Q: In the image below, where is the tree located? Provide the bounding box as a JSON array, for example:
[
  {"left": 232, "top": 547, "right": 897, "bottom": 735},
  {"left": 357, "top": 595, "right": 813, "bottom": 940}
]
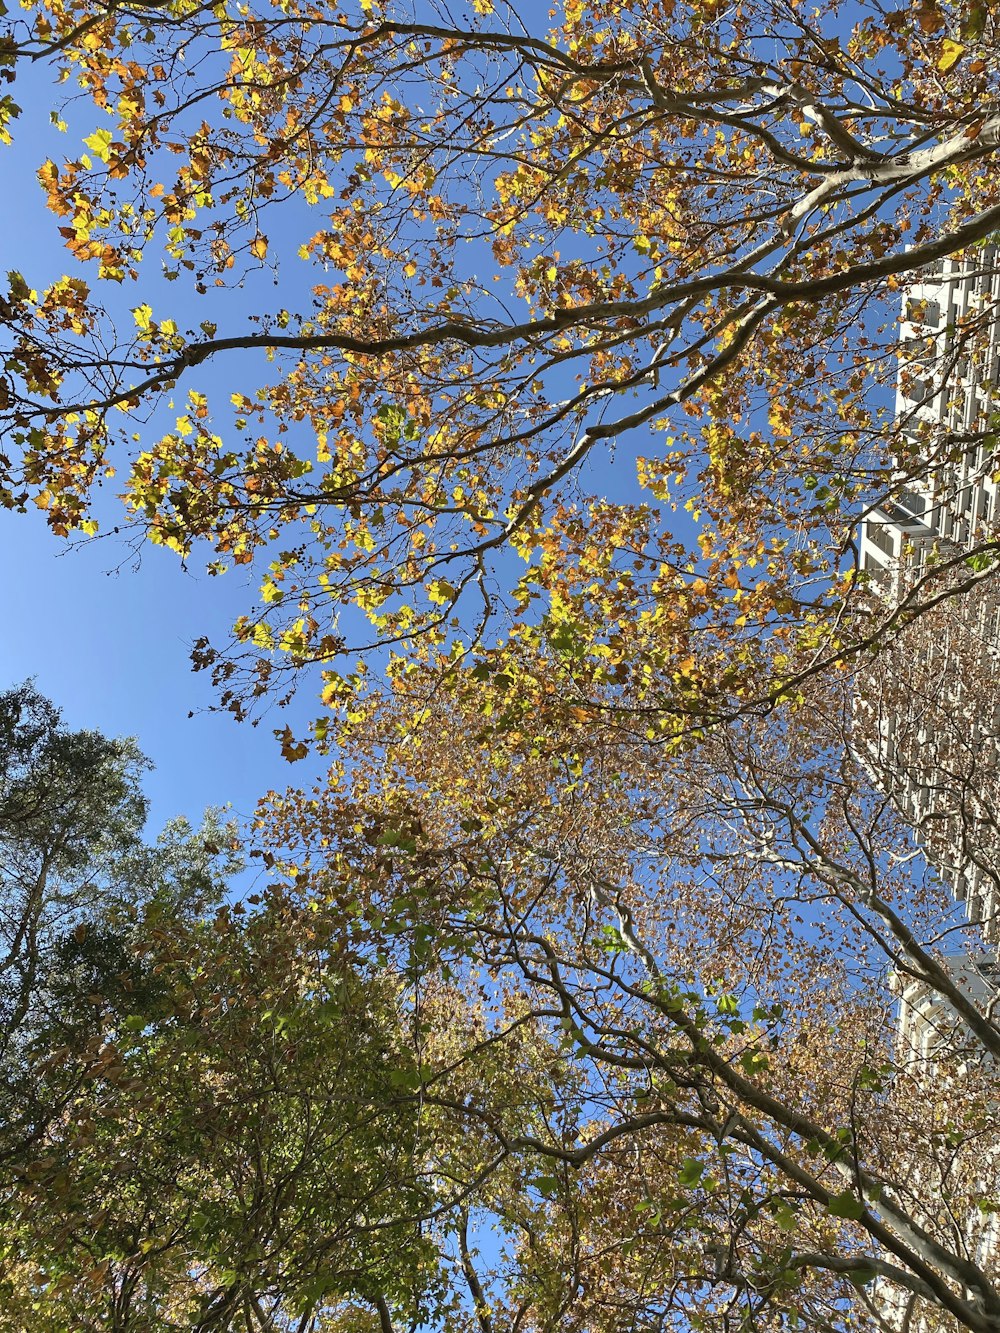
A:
[
  {"left": 248, "top": 650, "right": 1000, "bottom": 1333},
  {"left": 1, "top": 686, "right": 688, "bottom": 1333},
  {"left": 4, "top": 2, "right": 1000, "bottom": 1330},
  {"left": 0, "top": 688, "right": 451, "bottom": 1331},
  {"left": 5, "top": 898, "right": 454, "bottom": 1331},
  {"left": 0, "top": 681, "right": 224, "bottom": 1172},
  {"left": 0, "top": 0, "right": 998, "bottom": 734},
  {"left": 10, "top": 672, "right": 1000, "bottom": 1333}
]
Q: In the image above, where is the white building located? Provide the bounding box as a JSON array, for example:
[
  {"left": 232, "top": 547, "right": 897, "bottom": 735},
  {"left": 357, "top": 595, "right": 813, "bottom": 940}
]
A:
[
  {"left": 855, "top": 251, "right": 1000, "bottom": 938},
  {"left": 855, "top": 254, "right": 1000, "bottom": 1330},
  {"left": 860, "top": 248, "right": 1000, "bottom": 585}
]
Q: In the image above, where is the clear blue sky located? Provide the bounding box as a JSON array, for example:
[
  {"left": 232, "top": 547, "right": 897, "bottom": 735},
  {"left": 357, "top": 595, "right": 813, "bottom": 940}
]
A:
[
  {"left": 1, "top": 70, "right": 329, "bottom": 836},
  {"left": 0, "top": 507, "right": 328, "bottom": 832}
]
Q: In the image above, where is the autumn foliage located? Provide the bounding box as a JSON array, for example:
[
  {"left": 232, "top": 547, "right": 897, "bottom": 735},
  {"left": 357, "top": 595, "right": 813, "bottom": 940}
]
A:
[
  {"left": 3, "top": 0, "right": 1000, "bottom": 1329},
  {"left": 0, "top": 0, "right": 995, "bottom": 726}
]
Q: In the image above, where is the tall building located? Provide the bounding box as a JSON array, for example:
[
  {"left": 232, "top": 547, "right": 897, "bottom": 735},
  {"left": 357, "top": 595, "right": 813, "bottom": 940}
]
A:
[
  {"left": 856, "top": 250, "right": 1000, "bottom": 938},
  {"left": 860, "top": 249, "right": 1000, "bottom": 584},
  {"left": 855, "top": 254, "right": 1000, "bottom": 1331}
]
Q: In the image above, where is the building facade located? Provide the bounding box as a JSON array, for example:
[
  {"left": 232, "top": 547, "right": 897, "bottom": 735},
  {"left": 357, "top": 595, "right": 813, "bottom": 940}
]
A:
[
  {"left": 856, "top": 251, "right": 1000, "bottom": 939},
  {"left": 854, "top": 253, "right": 1000, "bottom": 1331}
]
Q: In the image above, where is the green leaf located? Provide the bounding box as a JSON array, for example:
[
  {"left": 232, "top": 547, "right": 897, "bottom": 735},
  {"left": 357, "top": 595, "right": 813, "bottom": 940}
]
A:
[
  {"left": 847, "top": 1264, "right": 878, "bottom": 1288},
  {"left": 773, "top": 1203, "right": 799, "bottom": 1232},
  {"left": 678, "top": 1157, "right": 704, "bottom": 1188},
  {"left": 7, "top": 270, "right": 30, "bottom": 301},
  {"left": 739, "top": 1048, "right": 769, "bottom": 1074},
  {"left": 827, "top": 1190, "right": 865, "bottom": 1220}
]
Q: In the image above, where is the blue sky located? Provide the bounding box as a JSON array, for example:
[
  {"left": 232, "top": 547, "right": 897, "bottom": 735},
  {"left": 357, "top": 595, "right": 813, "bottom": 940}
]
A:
[
  {"left": 1, "top": 70, "right": 330, "bottom": 837},
  {"left": 0, "top": 506, "right": 329, "bottom": 832}
]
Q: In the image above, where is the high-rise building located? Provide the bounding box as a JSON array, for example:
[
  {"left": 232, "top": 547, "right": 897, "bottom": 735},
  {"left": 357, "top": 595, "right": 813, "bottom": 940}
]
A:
[
  {"left": 855, "top": 251, "right": 1000, "bottom": 937},
  {"left": 854, "top": 254, "right": 1000, "bottom": 1330},
  {"left": 860, "top": 249, "right": 1000, "bottom": 584}
]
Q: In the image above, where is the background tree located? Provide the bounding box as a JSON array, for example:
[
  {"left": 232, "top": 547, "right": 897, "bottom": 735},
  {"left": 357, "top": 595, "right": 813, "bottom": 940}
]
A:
[
  {"left": 0, "top": 689, "right": 443, "bottom": 1332},
  {"left": 248, "top": 651, "right": 1000, "bottom": 1333},
  {"left": 0, "top": 682, "right": 232, "bottom": 1174}
]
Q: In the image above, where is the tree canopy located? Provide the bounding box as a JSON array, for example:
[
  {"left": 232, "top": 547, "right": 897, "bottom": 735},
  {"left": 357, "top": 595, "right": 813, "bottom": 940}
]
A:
[
  {"left": 1, "top": 0, "right": 998, "bottom": 733},
  {"left": 0, "top": 686, "right": 448, "bottom": 1329},
  {"left": 3, "top": 1, "right": 1000, "bottom": 1331}
]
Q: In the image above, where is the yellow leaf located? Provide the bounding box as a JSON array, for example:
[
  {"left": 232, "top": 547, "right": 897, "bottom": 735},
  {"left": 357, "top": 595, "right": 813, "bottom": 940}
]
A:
[
  {"left": 249, "top": 234, "right": 268, "bottom": 259},
  {"left": 427, "top": 579, "right": 457, "bottom": 605},
  {"left": 83, "top": 128, "right": 113, "bottom": 163},
  {"left": 938, "top": 37, "right": 964, "bottom": 71}
]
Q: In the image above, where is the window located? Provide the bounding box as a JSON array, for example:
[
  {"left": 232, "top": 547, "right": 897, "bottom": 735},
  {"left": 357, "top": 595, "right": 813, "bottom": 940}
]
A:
[
  {"left": 901, "top": 374, "right": 931, "bottom": 404},
  {"left": 906, "top": 297, "right": 941, "bottom": 328},
  {"left": 899, "top": 490, "right": 926, "bottom": 519},
  {"left": 866, "top": 523, "right": 896, "bottom": 558}
]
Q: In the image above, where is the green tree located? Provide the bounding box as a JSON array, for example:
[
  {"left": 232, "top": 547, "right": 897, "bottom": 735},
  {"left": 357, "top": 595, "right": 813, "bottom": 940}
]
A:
[
  {"left": 0, "top": 683, "right": 229, "bottom": 1170},
  {"left": 0, "top": 688, "right": 447, "bottom": 1331}
]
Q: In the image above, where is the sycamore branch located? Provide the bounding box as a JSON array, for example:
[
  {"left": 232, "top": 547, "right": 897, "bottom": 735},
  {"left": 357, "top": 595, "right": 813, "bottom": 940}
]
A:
[{"left": 14, "top": 194, "right": 1000, "bottom": 428}]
